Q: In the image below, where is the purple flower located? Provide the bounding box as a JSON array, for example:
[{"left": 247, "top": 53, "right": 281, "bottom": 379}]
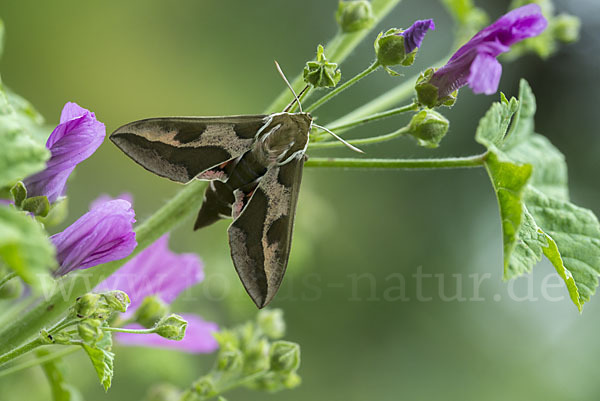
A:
[
  {"left": 417, "top": 4, "right": 547, "bottom": 107},
  {"left": 400, "top": 19, "right": 435, "bottom": 54},
  {"left": 98, "top": 235, "right": 219, "bottom": 353},
  {"left": 24, "top": 102, "right": 105, "bottom": 203},
  {"left": 51, "top": 199, "right": 137, "bottom": 276}
]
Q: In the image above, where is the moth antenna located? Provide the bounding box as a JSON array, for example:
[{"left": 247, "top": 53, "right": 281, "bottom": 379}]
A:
[
  {"left": 313, "top": 124, "right": 365, "bottom": 154},
  {"left": 274, "top": 60, "right": 303, "bottom": 113}
]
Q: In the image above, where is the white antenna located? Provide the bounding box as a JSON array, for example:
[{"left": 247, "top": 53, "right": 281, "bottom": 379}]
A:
[
  {"left": 313, "top": 123, "right": 364, "bottom": 154},
  {"left": 274, "top": 60, "right": 302, "bottom": 113}
]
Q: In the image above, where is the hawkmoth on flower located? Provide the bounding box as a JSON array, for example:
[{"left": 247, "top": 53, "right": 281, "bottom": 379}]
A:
[{"left": 110, "top": 110, "right": 312, "bottom": 308}]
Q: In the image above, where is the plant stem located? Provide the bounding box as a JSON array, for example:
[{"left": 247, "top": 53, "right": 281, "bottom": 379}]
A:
[
  {"left": 0, "top": 272, "right": 17, "bottom": 289},
  {"left": 316, "top": 102, "right": 418, "bottom": 139},
  {"left": 0, "top": 180, "right": 208, "bottom": 357},
  {"left": 310, "top": 126, "right": 411, "bottom": 149},
  {"left": 265, "top": 0, "right": 404, "bottom": 113},
  {"left": 0, "top": 338, "right": 44, "bottom": 368},
  {"left": 305, "top": 62, "right": 380, "bottom": 113},
  {"left": 304, "top": 153, "right": 488, "bottom": 169},
  {"left": 103, "top": 326, "right": 157, "bottom": 334},
  {"left": 0, "top": 346, "right": 79, "bottom": 378}
]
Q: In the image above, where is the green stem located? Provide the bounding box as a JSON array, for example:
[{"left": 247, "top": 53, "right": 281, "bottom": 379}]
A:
[
  {"left": 0, "top": 338, "right": 44, "bottom": 368},
  {"left": 305, "top": 153, "right": 488, "bottom": 169},
  {"left": 0, "top": 180, "right": 208, "bottom": 357},
  {"left": 103, "top": 326, "right": 156, "bottom": 334},
  {"left": 310, "top": 126, "right": 411, "bottom": 149},
  {"left": 0, "top": 346, "right": 79, "bottom": 378},
  {"left": 305, "top": 62, "right": 380, "bottom": 113},
  {"left": 325, "top": 102, "right": 418, "bottom": 134},
  {"left": 265, "top": 0, "right": 403, "bottom": 113},
  {"left": 0, "top": 272, "right": 17, "bottom": 289}
]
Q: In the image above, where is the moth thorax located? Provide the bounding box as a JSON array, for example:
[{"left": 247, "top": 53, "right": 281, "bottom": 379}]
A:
[{"left": 258, "top": 125, "right": 296, "bottom": 164}]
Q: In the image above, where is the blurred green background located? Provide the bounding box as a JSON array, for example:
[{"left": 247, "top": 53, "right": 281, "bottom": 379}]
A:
[{"left": 1, "top": 0, "right": 600, "bottom": 400}]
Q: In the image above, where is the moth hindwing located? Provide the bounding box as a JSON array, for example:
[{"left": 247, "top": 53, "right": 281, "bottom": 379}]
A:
[{"left": 110, "top": 112, "right": 313, "bottom": 308}]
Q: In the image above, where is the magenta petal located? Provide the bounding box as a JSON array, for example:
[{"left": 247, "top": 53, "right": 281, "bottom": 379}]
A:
[
  {"left": 468, "top": 53, "right": 502, "bottom": 95},
  {"left": 97, "top": 235, "right": 204, "bottom": 312},
  {"left": 428, "top": 4, "right": 546, "bottom": 99},
  {"left": 51, "top": 200, "right": 137, "bottom": 276},
  {"left": 115, "top": 314, "right": 219, "bottom": 353},
  {"left": 89, "top": 193, "right": 134, "bottom": 210},
  {"left": 24, "top": 102, "right": 105, "bottom": 203},
  {"left": 401, "top": 19, "right": 435, "bottom": 54}
]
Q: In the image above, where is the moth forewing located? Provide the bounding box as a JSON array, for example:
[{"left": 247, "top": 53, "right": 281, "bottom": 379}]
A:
[{"left": 109, "top": 115, "right": 267, "bottom": 183}]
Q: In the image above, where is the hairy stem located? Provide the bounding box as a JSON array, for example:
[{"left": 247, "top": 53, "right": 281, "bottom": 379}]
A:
[
  {"left": 326, "top": 102, "right": 418, "bottom": 134},
  {"left": 0, "top": 338, "right": 44, "bottom": 368},
  {"left": 0, "top": 346, "right": 79, "bottom": 378},
  {"left": 265, "top": 0, "right": 403, "bottom": 113},
  {"left": 0, "top": 180, "right": 208, "bottom": 356},
  {"left": 305, "top": 62, "right": 380, "bottom": 113},
  {"left": 305, "top": 153, "right": 488, "bottom": 169},
  {"left": 0, "top": 272, "right": 17, "bottom": 289}
]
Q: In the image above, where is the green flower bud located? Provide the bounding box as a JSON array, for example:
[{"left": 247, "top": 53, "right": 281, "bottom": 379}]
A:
[
  {"left": 415, "top": 68, "right": 457, "bottom": 109},
  {"left": 0, "top": 277, "right": 23, "bottom": 299},
  {"left": 374, "top": 28, "right": 408, "bottom": 68},
  {"left": 257, "top": 309, "right": 285, "bottom": 339},
  {"left": 553, "top": 14, "right": 580, "bottom": 43},
  {"left": 303, "top": 45, "right": 341, "bottom": 88},
  {"left": 269, "top": 341, "right": 300, "bottom": 374},
  {"left": 134, "top": 295, "right": 169, "bottom": 328},
  {"left": 408, "top": 109, "right": 450, "bottom": 148},
  {"left": 244, "top": 338, "right": 270, "bottom": 374},
  {"left": 10, "top": 181, "right": 26, "bottom": 208},
  {"left": 216, "top": 346, "right": 243, "bottom": 372},
  {"left": 335, "top": 1, "right": 374, "bottom": 33},
  {"left": 155, "top": 314, "right": 187, "bottom": 341},
  {"left": 74, "top": 293, "right": 102, "bottom": 318},
  {"left": 102, "top": 290, "right": 130, "bottom": 314},
  {"left": 78, "top": 318, "right": 104, "bottom": 345},
  {"left": 193, "top": 377, "right": 215, "bottom": 398}
]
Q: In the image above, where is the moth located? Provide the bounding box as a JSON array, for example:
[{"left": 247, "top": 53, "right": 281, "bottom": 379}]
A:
[{"left": 110, "top": 64, "right": 359, "bottom": 308}]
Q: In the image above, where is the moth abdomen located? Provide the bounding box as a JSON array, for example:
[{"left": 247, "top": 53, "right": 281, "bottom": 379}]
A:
[{"left": 194, "top": 181, "right": 235, "bottom": 230}]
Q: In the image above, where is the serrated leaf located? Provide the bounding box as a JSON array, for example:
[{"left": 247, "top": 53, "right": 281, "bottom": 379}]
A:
[
  {"left": 81, "top": 330, "right": 115, "bottom": 391},
  {"left": 505, "top": 207, "right": 547, "bottom": 279},
  {"left": 478, "top": 79, "right": 600, "bottom": 310},
  {"left": 38, "top": 349, "right": 84, "bottom": 401},
  {"left": 0, "top": 79, "right": 49, "bottom": 188},
  {"left": 0, "top": 206, "right": 55, "bottom": 286},
  {"left": 475, "top": 93, "right": 519, "bottom": 149},
  {"left": 525, "top": 187, "right": 600, "bottom": 310}
]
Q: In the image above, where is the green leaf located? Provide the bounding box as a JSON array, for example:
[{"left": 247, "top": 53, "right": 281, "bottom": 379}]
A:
[
  {"left": 483, "top": 151, "right": 532, "bottom": 278},
  {"left": 478, "top": 79, "right": 600, "bottom": 310},
  {"left": 22, "top": 195, "right": 50, "bottom": 217},
  {"left": 0, "top": 79, "right": 49, "bottom": 188},
  {"left": 5, "top": 86, "right": 52, "bottom": 145},
  {"left": 525, "top": 187, "right": 600, "bottom": 310},
  {"left": 0, "top": 206, "right": 55, "bottom": 287},
  {"left": 81, "top": 331, "right": 114, "bottom": 391},
  {"left": 38, "top": 349, "right": 84, "bottom": 401}
]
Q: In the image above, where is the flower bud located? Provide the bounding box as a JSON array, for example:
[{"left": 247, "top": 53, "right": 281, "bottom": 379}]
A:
[
  {"left": 134, "top": 295, "right": 169, "bottom": 328},
  {"left": 303, "top": 45, "right": 341, "bottom": 88},
  {"left": 335, "top": 1, "right": 374, "bottom": 33},
  {"left": 74, "top": 293, "right": 102, "bottom": 318},
  {"left": 155, "top": 314, "right": 187, "bottom": 341},
  {"left": 21, "top": 196, "right": 50, "bottom": 217},
  {"left": 244, "top": 338, "right": 270, "bottom": 374},
  {"left": 78, "top": 318, "right": 104, "bottom": 344},
  {"left": 415, "top": 68, "right": 457, "bottom": 109},
  {"left": 193, "top": 377, "right": 215, "bottom": 398},
  {"left": 216, "top": 346, "right": 243, "bottom": 372},
  {"left": 257, "top": 309, "right": 285, "bottom": 339},
  {"left": 553, "top": 14, "right": 580, "bottom": 43},
  {"left": 375, "top": 29, "right": 408, "bottom": 67},
  {"left": 102, "top": 290, "right": 130, "bottom": 313},
  {"left": 408, "top": 109, "right": 450, "bottom": 148},
  {"left": 269, "top": 341, "right": 300, "bottom": 374}
]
